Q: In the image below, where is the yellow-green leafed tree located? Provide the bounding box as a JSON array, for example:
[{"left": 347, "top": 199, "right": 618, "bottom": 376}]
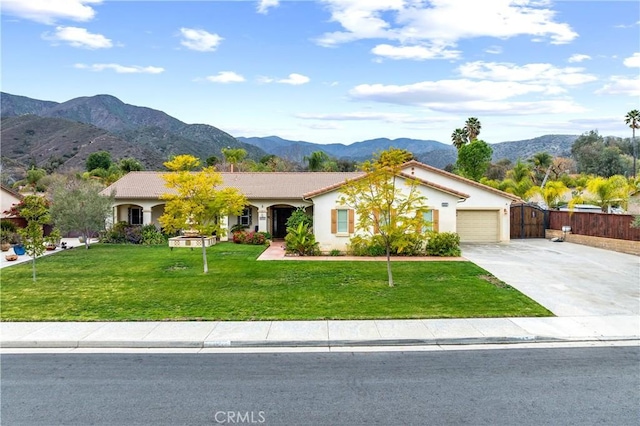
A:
[
  {"left": 159, "top": 155, "right": 246, "bottom": 273},
  {"left": 525, "top": 181, "right": 569, "bottom": 210},
  {"left": 339, "top": 148, "right": 427, "bottom": 287},
  {"left": 569, "top": 175, "right": 631, "bottom": 213}
]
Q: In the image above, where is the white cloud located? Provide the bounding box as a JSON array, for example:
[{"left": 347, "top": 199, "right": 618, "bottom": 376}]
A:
[
  {"left": 484, "top": 45, "right": 503, "bottom": 55},
  {"left": 43, "top": 26, "right": 112, "bottom": 49},
  {"left": 425, "top": 100, "right": 587, "bottom": 115},
  {"left": 296, "top": 111, "right": 448, "bottom": 124},
  {"left": 74, "top": 63, "right": 164, "bottom": 74},
  {"left": 205, "top": 71, "right": 245, "bottom": 83},
  {"left": 304, "top": 122, "right": 343, "bottom": 130},
  {"left": 595, "top": 76, "right": 640, "bottom": 97},
  {"left": 317, "top": 0, "right": 578, "bottom": 58},
  {"left": 568, "top": 54, "right": 591, "bottom": 63},
  {"left": 257, "top": 0, "right": 279, "bottom": 14},
  {"left": 179, "top": 28, "right": 223, "bottom": 52},
  {"left": 1, "top": 0, "right": 100, "bottom": 24},
  {"left": 458, "top": 61, "right": 597, "bottom": 86},
  {"left": 623, "top": 52, "right": 640, "bottom": 68},
  {"left": 277, "top": 73, "right": 310, "bottom": 85},
  {"left": 371, "top": 44, "right": 460, "bottom": 60}
]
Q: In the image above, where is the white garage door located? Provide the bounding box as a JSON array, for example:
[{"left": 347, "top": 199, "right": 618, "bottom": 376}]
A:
[{"left": 456, "top": 210, "right": 500, "bottom": 242}]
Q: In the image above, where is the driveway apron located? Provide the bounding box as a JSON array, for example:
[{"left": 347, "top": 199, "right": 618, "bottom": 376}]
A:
[{"left": 461, "top": 239, "right": 640, "bottom": 317}]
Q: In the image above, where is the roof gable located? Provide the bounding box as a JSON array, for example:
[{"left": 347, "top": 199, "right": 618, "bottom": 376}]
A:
[{"left": 401, "top": 160, "right": 522, "bottom": 202}]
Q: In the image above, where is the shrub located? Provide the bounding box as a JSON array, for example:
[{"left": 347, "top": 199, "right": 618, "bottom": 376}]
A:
[
  {"left": 230, "top": 223, "right": 249, "bottom": 233},
  {"left": 140, "top": 224, "right": 166, "bottom": 245},
  {"left": 329, "top": 249, "right": 342, "bottom": 256},
  {"left": 284, "top": 222, "right": 319, "bottom": 256},
  {"left": 232, "top": 230, "right": 270, "bottom": 245},
  {"left": 102, "top": 222, "right": 166, "bottom": 245},
  {"left": 425, "top": 232, "right": 461, "bottom": 257},
  {"left": 285, "top": 207, "right": 312, "bottom": 230}
]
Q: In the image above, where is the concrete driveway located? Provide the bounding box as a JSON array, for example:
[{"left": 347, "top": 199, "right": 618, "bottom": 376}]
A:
[{"left": 462, "top": 239, "right": 639, "bottom": 317}]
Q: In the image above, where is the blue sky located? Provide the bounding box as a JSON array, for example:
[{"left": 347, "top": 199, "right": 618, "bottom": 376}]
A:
[{"left": 2, "top": 0, "right": 639, "bottom": 145}]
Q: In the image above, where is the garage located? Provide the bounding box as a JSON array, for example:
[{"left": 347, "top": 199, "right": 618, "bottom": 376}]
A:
[{"left": 456, "top": 210, "right": 500, "bottom": 242}]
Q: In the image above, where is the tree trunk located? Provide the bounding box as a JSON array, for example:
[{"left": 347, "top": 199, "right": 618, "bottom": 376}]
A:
[
  {"left": 31, "top": 257, "right": 36, "bottom": 282},
  {"left": 202, "top": 236, "right": 208, "bottom": 274},
  {"left": 386, "top": 244, "right": 394, "bottom": 287}
]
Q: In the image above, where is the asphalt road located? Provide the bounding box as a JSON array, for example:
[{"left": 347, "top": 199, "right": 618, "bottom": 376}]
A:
[{"left": 2, "top": 347, "right": 639, "bottom": 425}]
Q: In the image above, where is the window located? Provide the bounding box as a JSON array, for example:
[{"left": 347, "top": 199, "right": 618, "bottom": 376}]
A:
[
  {"left": 422, "top": 210, "right": 439, "bottom": 232},
  {"left": 128, "top": 207, "right": 143, "bottom": 225},
  {"left": 239, "top": 208, "right": 252, "bottom": 226},
  {"left": 331, "top": 208, "right": 354, "bottom": 234},
  {"left": 337, "top": 209, "right": 348, "bottom": 233}
]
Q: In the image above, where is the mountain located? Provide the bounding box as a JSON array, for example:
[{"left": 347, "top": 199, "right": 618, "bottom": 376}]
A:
[
  {"left": 490, "top": 135, "right": 578, "bottom": 161},
  {"left": 0, "top": 115, "right": 165, "bottom": 176},
  {"left": 1, "top": 91, "right": 581, "bottom": 182},
  {"left": 238, "top": 134, "right": 578, "bottom": 169},
  {"left": 237, "top": 136, "right": 454, "bottom": 167},
  {"left": 1, "top": 93, "right": 58, "bottom": 117},
  {"left": 0, "top": 92, "right": 266, "bottom": 180}
]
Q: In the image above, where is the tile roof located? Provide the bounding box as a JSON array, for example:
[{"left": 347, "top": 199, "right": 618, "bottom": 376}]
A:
[
  {"left": 401, "top": 160, "right": 523, "bottom": 202},
  {"left": 302, "top": 172, "right": 469, "bottom": 199},
  {"left": 102, "top": 171, "right": 363, "bottom": 200},
  {"left": 1, "top": 184, "right": 24, "bottom": 200}
]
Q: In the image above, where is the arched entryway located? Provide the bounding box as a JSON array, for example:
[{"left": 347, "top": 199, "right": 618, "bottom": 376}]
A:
[{"left": 271, "top": 206, "right": 295, "bottom": 238}]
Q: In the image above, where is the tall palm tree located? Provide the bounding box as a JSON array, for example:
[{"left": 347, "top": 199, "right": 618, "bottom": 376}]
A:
[
  {"left": 451, "top": 128, "right": 468, "bottom": 150},
  {"left": 625, "top": 109, "right": 640, "bottom": 178},
  {"left": 464, "top": 117, "right": 481, "bottom": 142}
]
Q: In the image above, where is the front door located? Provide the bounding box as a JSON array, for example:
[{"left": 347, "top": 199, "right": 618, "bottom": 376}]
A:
[{"left": 272, "top": 207, "right": 295, "bottom": 238}]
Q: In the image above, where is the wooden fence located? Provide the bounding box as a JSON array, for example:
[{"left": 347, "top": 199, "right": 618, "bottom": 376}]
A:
[
  {"left": 548, "top": 211, "right": 640, "bottom": 241},
  {"left": 510, "top": 204, "right": 548, "bottom": 239}
]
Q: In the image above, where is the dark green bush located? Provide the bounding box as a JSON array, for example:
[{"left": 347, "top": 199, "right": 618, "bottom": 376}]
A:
[
  {"left": 425, "top": 232, "right": 461, "bottom": 257},
  {"left": 285, "top": 207, "right": 312, "bottom": 229},
  {"left": 102, "top": 222, "right": 167, "bottom": 245}
]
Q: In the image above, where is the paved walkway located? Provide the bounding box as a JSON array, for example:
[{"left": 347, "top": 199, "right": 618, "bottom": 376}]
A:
[
  {"left": 2, "top": 316, "right": 638, "bottom": 349},
  {"left": 1, "top": 239, "right": 638, "bottom": 350},
  {"left": 0, "top": 238, "right": 95, "bottom": 269}
]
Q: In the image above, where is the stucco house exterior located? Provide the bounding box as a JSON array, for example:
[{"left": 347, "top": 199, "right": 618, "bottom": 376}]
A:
[
  {"left": 1, "top": 184, "right": 24, "bottom": 219},
  {"left": 102, "top": 160, "right": 520, "bottom": 250}
]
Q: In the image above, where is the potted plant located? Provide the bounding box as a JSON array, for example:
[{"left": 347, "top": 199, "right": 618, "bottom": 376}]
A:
[
  {"left": 45, "top": 229, "right": 62, "bottom": 251},
  {"left": 0, "top": 220, "right": 17, "bottom": 252},
  {"left": 1, "top": 234, "right": 10, "bottom": 252},
  {"left": 12, "top": 234, "right": 26, "bottom": 256}
]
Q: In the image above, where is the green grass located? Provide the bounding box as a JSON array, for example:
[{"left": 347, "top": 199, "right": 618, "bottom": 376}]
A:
[{"left": 0, "top": 243, "right": 552, "bottom": 321}]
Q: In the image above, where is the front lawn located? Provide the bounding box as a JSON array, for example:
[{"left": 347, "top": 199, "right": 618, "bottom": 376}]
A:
[{"left": 0, "top": 243, "right": 552, "bottom": 321}]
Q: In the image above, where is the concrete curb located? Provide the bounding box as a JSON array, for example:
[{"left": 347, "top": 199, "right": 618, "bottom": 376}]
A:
[{"left": 3, "top": 336, "right": 638, "bottom": 349}]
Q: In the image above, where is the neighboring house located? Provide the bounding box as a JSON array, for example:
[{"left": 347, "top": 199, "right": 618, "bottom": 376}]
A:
[
  {"left": 1, "top": 184, "right": 24, "bottom": 219},
  {"left": 102, "top": 161, "right": 520, "bottom": 250}
]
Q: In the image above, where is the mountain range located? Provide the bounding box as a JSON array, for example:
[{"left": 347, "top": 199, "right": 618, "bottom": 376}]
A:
[{"left": 1, "top": 92, "right": 579, "bottom": 182}]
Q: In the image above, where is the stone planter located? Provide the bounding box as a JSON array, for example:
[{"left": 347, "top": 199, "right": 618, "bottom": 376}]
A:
[
  {"left": 5, "top": 254, "right": 18, "bottom": 261},
  {"left": 169, "top": 236, "right": 216, "bottom": 249},
  {"left": 1, "top": 242, "right": 10, "bottom": 252}
]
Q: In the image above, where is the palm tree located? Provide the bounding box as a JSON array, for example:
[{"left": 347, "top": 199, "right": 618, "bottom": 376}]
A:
[
  {"left": 221, "top": 147, "right": 247, "bottom": 173},
  {"left": 451, "top": 128, "right": 468, "bottom": 150},
  {"left": 304, "top": 151, "right": 330, "bottom": 171},
  {"left": 625, "top": 109, "right": 640, "bottom": 178},
  {"left": 570, "top": 175, "right": 631, "bottom": 212},
  {"left": 464, "top": 117, "right": 481, "bottom": 142},
  {"left": 528, "top": 152, "right": 553, "bottom": 186}
]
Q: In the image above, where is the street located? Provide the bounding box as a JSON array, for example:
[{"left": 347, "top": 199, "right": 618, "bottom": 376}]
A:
[{"left": 2, "top": 346, "right": 639, "bottom": 425}]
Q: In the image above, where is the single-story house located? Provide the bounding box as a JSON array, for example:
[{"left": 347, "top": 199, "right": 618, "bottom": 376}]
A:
[
  {"left": 1, "top": 184, "right": 24, "bottom": 219},
  {"left": 102, "top": 160, "right": 521, "bottom": 250}
]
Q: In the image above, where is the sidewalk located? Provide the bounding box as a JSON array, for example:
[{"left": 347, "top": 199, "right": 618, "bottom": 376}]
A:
[{"left": 2, "top": 316, "right": 638, "bottom": 349}]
